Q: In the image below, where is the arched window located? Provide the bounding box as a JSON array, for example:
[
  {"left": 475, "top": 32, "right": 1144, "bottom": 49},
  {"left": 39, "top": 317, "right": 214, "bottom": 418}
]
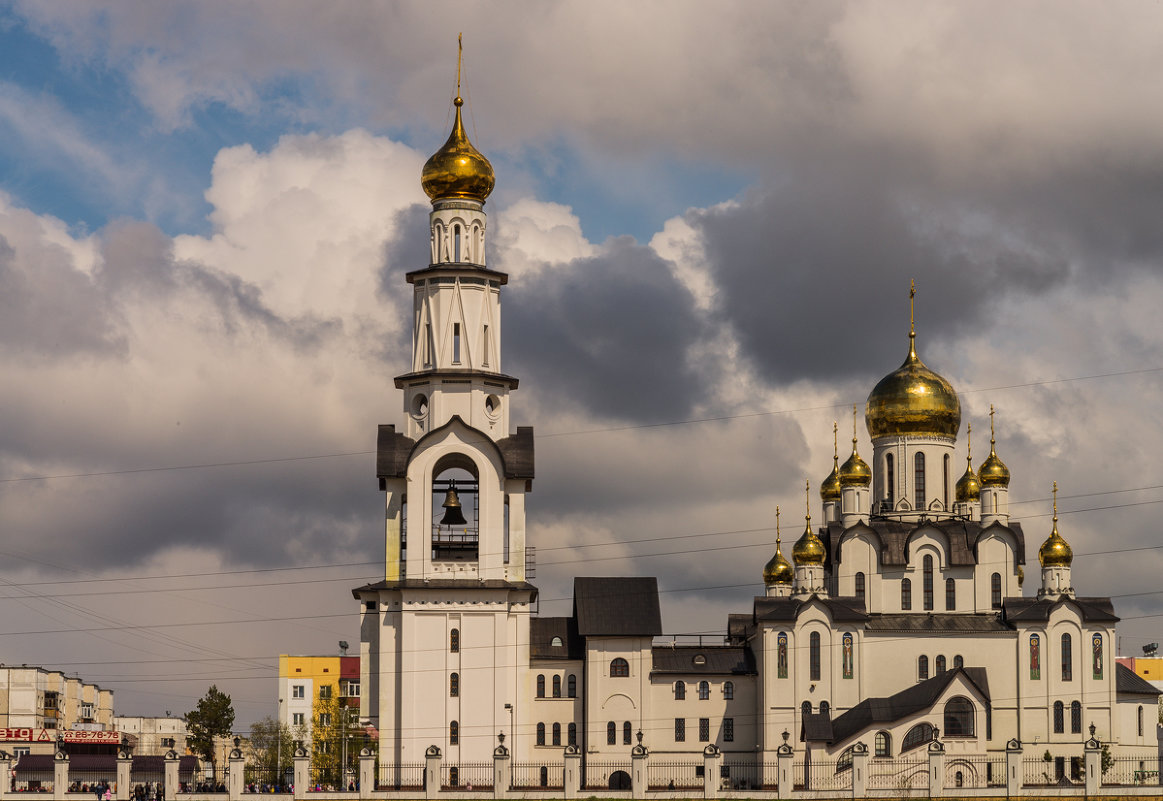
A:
[
  {"left": 953, "top": 655, "right": 964, "bottom": 669},
  {"left": 536, "top": 674, "right": 545, "bottom": 698},
  {"left": 674, "top": 681, "right": 686, "bottom": 700},
  {"left": 809, "top": 632, "right": 821, "bottom": 680},
  {"left": 450, "top": 720, "right": 459, "bottom": 745},
  {"left": 991, "top": 573, "right": 1002, "bottom": 609},
  {"left": 537, "top": 722, "right": 546, "bottom": 746},
  {"left": 1062, "top": 633, "right": 1073, "bottom": 681},
  {"left": 567, "top": 722, "right": 577, "bottom": 746},
  {"left": 567, "top": 674, "right": 577, "bottom": 698},
  {"left": 902, "top": 722, "right": 934, "bottom": 753},
  {"left": 450, "top": 628, "right": 460, "bottom": 653},
  {"left": 944, "top": 696, "right": 974, "bottom": 736},
  {"left": 901, "top": 578, "right": 912, "bottom": 610},
  {"left": 875, "top": 731, "right": 891, "bottom": 758},
  {"left": 936, "top": 655, "right": 947, "bottom": 674},
  {"left": 606, "top": 721, "right": 616, "bottom": 745},
  {"left": 944, "top": 453, "right": 951, "bottom": 508},
  {"left": 1071, "top": 701, "right": 1082, "bottom": 734},
  {"left": 450, "top": 672, "right": 459, "bottom": 697},
  {"left": 820, "top": 701, "right": 830, "bottom": 716},
  {"left": 886, "top": 453, "right": 895, "bottom": 506},
  {"left": 855, "top": 572, "right": 866, "bottom": 604},
  {"left": 549, "top": 635, "right": 562, "bottom": 647},
  {"left": 698, "top": 680, "right": 710, "bottom": 700},
  {"left": 552, "top": 675, "right": 561, "bottom": 697},
  {"left": 946, "top": 578, "right": 956, "bottom": 611},
  {"left": 915, "top": 452, "right": 926, "bottom": 509},
  {"left": 453, "top": 224, "right": 462, "bottom": 262},
  {"left": 552, "top": 722, "right": 561, "bottom": 746},
  {"left": 1139, "top": 705, "right": 1145, "bottom": 736},
  {"left": 1053, "top": 701, "right": 1064, "bottom": 733},
  {"left": 923, "top": 555, "right": 934, "bottom": 611},
  {"left": 724, "top": 681, "right": 734, "bottom": 700},
  {"left": 801, "top": 701, "right": 812, "bottom": 717},
  {"left": 918, "top": 655, "right": 929, "bottom": 681},
  {"left": 623, "top": 721, "right": 632, "bottom": 745},
  {"left": 610, "top": 658, "right": 629, "bottom": 677}
]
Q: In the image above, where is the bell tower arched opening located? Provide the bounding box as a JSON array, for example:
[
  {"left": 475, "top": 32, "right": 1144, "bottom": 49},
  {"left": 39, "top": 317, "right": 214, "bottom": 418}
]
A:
[{"left": 431, "top": 453, "right": 480, "bottom": 565}]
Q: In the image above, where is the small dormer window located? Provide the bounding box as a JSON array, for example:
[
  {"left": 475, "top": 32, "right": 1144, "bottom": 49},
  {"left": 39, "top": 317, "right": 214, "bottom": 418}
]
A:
[
  {"left": 693, "top": 654, "right": 706, "bottom": 667},
  {"left": 550, "top": 636, "right": 563, "bottom": 647}
]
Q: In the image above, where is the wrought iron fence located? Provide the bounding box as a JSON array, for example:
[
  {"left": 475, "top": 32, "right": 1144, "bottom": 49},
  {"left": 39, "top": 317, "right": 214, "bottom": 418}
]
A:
[
  {"left": 441, "top": 762, "right": 493, "bottom": 790},
  {"left": 66, "top": 774, "right": 116, "bottom": 791},
  {"left": 646, "top": 761, "right": 702, "bottom": 791},
  {"left": 12, "top": 779, "right": 53, "bottom": 793},
  {"left": 242, "top": 765, "right": 293, "bottom": 793},
  {"left": 720, "top": 758, "right": 767, "bottom": 791},
  {"left": 1023, "top": 756, "right": 1063, "bottom": 787},
  {"left": 511, "top": 762, "right": 564, "bottom": 789},
  {"left": 945, "top": 756, "right": 1005, "bottom": 789},
  {"left": 187, "top": 764, "right": 229, "bottom": 794},
  {"left": 793, "top": 759, "right": 851, "bottom": 792},
  {"left": 376, "top": 762, "right": 424, "bottom": 791},
  {"left": 1103, "top": 755, "right": 1161, "bottom": 786},
  {"left": 581, "top": 761, "right": 632, "bottom": 791},
  {"left": 867, "top": 756, "right": 927, "bottom": 790}
]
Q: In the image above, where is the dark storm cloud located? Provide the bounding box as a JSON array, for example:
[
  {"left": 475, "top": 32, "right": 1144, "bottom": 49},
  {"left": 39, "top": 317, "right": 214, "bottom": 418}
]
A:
[{"left": 505, "top": 237, "right": 709, "bottom": 422}]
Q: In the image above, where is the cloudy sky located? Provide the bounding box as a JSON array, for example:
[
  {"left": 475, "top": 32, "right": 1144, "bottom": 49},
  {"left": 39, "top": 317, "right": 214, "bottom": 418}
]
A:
[{"left": 2, "top": 1, "right": 1163, "bottom": 730}]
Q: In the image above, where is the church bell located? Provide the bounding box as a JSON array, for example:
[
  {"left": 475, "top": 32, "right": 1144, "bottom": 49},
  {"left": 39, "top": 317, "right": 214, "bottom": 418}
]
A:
[{"left": 440, "top": 486, "right": 468, "bottom": 527}]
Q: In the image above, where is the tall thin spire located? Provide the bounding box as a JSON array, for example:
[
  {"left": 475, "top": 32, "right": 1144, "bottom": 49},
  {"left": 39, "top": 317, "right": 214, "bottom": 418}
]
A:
[
  {"left": 1052, "top": 480, "right": 1058, "bottom": 525},
  {"left": 966, "top": 422, "right": 973, "bottom": 466},
  {"left": 805, "top": 479, "right": 812, "bottom": 526},
  {"left": 456, "top": 32, "right": 463, "bottom": 102},
  {"left": 851, "top": 405, "right": 860, "bottom": 454},
  {"left": 833, "top": 421, "right": 839, "bottom": 466},
  {"left": 909, "top": 278, "right": 916, "bottom": 341},
  {"left": 775, "top": 505, "right": 781, "bottom": 547}
]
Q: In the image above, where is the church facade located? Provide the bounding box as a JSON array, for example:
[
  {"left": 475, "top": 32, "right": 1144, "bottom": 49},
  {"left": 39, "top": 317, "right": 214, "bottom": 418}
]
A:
[{"left": 353, "top": 83, "right": 1159, "bottom": 785}]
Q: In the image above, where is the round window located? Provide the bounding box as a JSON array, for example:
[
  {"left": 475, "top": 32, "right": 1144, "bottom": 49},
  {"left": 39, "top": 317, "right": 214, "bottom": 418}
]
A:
[
  {"left": 410, "top": 393, "right": 429, "bottom": 420},
  {"left": 484, "top": 394, "right": 501, "bottom": 420}
]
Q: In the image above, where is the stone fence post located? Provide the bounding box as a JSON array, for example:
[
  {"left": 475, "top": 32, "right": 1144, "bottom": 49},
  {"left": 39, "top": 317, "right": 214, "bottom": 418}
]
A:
[
  {"left": 227, "top": 744, "right": 245, "bottom": 800},
  {"left": 424, "top": 745, "right": 442, "bottom": 801},
  {"left": 776, "top": 744, "right": 794, "bottom": 796},
  {"left": 563, "top": 745, "right": 581, "bottom": 800},
  {"left": 163, "top": 750, "right": 179, "bottom": 801},
  {"left": 1084, "top": 736, "right": 1101, "bottom": 796},
  {"left": 492, "top": 739, "right": 510, "bottom": 800},
  {"left": 52, "top": 750, "right": 68, "bottom": 801},
  {"left": 1005, "top": 738, "right": 1022, "bottom": 797},
  {"left": 850, "top": 742, "right": 867, "bottom": 798},
  {"left": 116, "top": 750, "right": 132, "bottom": 801},
  {"left": 631, "top": 736, "right": 649, "bottom": 799},
  {"left": 292, "top": 747, "right": 309, "bottom": 801},
  {"left": 702, "top": 745, "right": 721, "bottom": 799},
  {"left": 927, "top": 739, "right": 945, "bottom": 799},
  {"left": 359, "top": 748, "right": 375, "bottom": 795}
]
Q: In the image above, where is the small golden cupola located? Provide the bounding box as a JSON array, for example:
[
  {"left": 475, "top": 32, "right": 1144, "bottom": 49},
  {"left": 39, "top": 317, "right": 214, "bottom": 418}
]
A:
[
  {"left": 820, "top": 422, "right": 842, "bottom": 502},
  {"left": 839, "top": 408, "right": 872, "bottom": 487},
  {"left": 865, "top": 282, "right": 961, "bottom": 440},
  {"left": 1038, "top": 482, "right": 1073, "bottom": 567},
  {"left": 420, "top": 38, "right": 495, "bottom": 204},
  {"left": 955, "top": 422, "right": 982, "bottom": 504},
  {"left": 793, "top": 480, "right": 827, "bottom": 566},
  {"left": 763, "top": 506, "right": 795, "bottom": 587},
  {"left": 978, "top": 405, "right": 1011, "bottom": 487}
]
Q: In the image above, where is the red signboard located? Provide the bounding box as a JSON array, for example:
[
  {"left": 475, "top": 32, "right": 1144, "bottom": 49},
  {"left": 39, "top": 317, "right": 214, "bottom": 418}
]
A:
[{"left": 0, "top": 728, "right": 118, "bottom": 744}]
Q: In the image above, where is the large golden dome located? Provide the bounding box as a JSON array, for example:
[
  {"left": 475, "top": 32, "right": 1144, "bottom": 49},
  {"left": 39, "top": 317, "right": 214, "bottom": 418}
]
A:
[
  {"left": 421, "top": 97, "right": 495, "bottom": 203},
  {"left": 866, "top": 334, "right": 961, "bottom": 439}
]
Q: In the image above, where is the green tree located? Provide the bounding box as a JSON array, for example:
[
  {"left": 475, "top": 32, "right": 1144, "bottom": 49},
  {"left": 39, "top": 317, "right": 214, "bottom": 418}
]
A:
[
  {"left": 249, "top": 717, "right": 293, "bottom": 785},
  {"left": 185, "top": 685, "right": 236, "bottom": 767}
]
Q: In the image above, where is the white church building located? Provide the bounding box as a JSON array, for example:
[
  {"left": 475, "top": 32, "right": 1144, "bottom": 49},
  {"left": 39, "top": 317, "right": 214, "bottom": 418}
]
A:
[{"left": 353, "top": 79, "right": 1159, "bottom": 791}]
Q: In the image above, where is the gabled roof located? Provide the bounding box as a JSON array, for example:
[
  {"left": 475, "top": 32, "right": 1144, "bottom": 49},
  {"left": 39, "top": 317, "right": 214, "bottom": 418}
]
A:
[
  {"left": 1004, "top": 596, "right": 1119, "bottom": 624},
  {"left": 574, "top": 577, "right": 662, "bottom": 637},
  {"left": 802, "top": 712, "right": 834, "bottom": 742},
  {"left": 651, "top": 646, "right": 756, "bottom": 675},
  {"left": 865, "top": 614, "right": 1010, "bottom": 633},
  {"left": 753, "top": 595, "right": 868, "bottom": 624},
  {"left": 827, "top": 666, "right": 990, "bottom": 745},
  {"left": 826, "top": 519, "right": 1026, "bottom": 567},
  {"left": 531, "top": 616, "right": 583, "bottom": 660},
  {"left": 375, "top": 420, "right": 535, "bottom": 482},
  {"left": 1117, "top": 663, "right": 1162, "bottom": 696}
]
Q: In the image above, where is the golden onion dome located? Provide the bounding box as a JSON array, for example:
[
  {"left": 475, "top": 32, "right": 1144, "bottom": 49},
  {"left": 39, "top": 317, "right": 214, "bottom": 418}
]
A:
[
  {"left": 955, "top": 463, "right": 981, "bottom": 503},
  {"left": 866, "top": 333, "right": 961, "bottom": 439},
  {"left": 820, "top": 422, "right": 842, "bottom": 501},
  {"left": 839, "top": 445, "right": 872, "bottom": 487},
  {"left": 792, "top": 524, "right": 826, "bottom": 566},
  {"left": 978, "top": 409, "right": 1010, "bottom": 487},
  {"left": 764, "top": 541, "right": 794, "bottom": 585},
  {"left": 1039, "top": 482, "right": 1073, "bottom": 567},
  {"left": 421, "top": 96, "right": 495, "bottom": 203}
]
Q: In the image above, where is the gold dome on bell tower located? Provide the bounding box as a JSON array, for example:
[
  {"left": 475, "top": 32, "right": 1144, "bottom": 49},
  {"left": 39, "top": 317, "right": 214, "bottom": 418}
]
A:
[
  {"left": 763, "top": 506, "right": 795, "bottom": 586},
  {"left": 1038, "top": 482, "right": 1073, "bottom": 567},
  {"left": 420, "top": 36, "right": 495, "bottom": 204},
  {"left": 792, "top": 480, "right": 827, "bottom": 566},
  {"left": 820, "top": 422, "right": 842, "bottom": 501},
  {"left": 955, "top": 422, "right": 982, "bottom": 503}
]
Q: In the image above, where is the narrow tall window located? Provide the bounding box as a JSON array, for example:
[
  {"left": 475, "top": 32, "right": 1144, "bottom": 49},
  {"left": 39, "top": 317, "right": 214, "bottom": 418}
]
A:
[
  {"left": 449, "top": 767, "right": 459, "bottom": 787},
  {"left": 607, "top": 722, "right": 616, "bottom": 745},
  {"left": 552, "top": 723, "right": 561, "bottom": 746},
  {"left": 1062, "top": 633, "right": 1073, "bottom": 681},
  {"left": 423, "top": 323, "right": 432, "bottom": 366},
  {"left": 699, "top": 718, "right": 710, "bottom": 742},
  {"left": 674, "top": 681, "right": 685, "bottom": 700},
  {"left": 886, "top": 453, "right": 895, "bottom": 506},
  {"left": 923, "top": 555, "right": 934, "bottom": 611},
  {"left": 809, "top": 632, "right": 821, "bottom": 681},
  {"left": 802, "top": 701, "right": 812, "bottom": 717},
  {"left": 944, "top": 697, "right": 974, "bottom": 737},
  {"left": 1139, "top": 705, "right": 1145, "bottom": 736},
  {"left": 450, "top": 720, "right": 459, "bottom": 745},
  {"left": 724, "top": 681, "right": 734, "bottom": 700},
  {"left": 875, "top": 732, "right": 891, "bottom": 757},
  {"left": 623, "top": 721, "right": 632, "bottom": 745},
  {"left": 946, "top": 578, "right": 956, "bottom": 611},
  {"left": 567, "top": 674, "right": 577, "bottom": 698},
  {"left": 674, "top": 719, "right": 685, "bottom": 742},
  {"left": 855, "top": 572, "right": 866, "bottom": 604},
  {"left": 450, "top": 628, "right": 460, "bottom": 653},
  {"left": 944, "top": 454, "right": 951, "bottom": 508},
  {"left": 482, "top": 325, "right": 490, "bottom": 367},
  {"left": 915, "top": 452, "right": 926, "bottom": 509},
  {"left": 454, "top": 224, "right": 462, "bottom": 262},
  {"left": 698, "top": 680, "right": 710, "bottom": 700},
  {"left": 918, "top": 655, "right": 929, "bottom": 681},
  {"left": 452, "top": 322, "right": 461, "bottom": 364},
  {"left": 820, "top": 701, "right": 830, "bottom": 716},
  {"left": 1053, "top": 701, "right": 1064, "bottom": 733},
  {"left": 449, "top": 673, "right": 459, "bottom": 697},
  {"left": 724, "top": 718, "right": 734, "bottom": 742},
  {"left": 567, "top": 723, "right": 577, "bottom": 746},
  {"left": 936, "top": 655, "right": 947, "bottom": 674},
  {"left": 901, "top": 578, "right": 912, "bottom": 610},
  {"left": 1071, "top": 701, "right": 1082, "bottom": 734},
  {"left": 610, "top": 658, "right": 629, "bottom": 677},
  {"left": 537, "top": 722, "right": 546, "bottom": 746},
  {"left": 991, "top": 573, "right": 1002, "bottom": 609},
  {"left": 954, "top": 655, "right": 964, "bottom": 669},
  {"left": 536, "top": 674, "right": 545, "bottom": 698}
]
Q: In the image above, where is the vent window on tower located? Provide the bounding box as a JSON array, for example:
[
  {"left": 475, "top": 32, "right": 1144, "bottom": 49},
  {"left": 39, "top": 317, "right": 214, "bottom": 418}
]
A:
[
  {"left": 453, "top": 322, "right": 461, "bottom": 364},
  {"left": 454, "top": 224, "right": 462, "bottom": 262},
  {"left": 915, "top": 452, "right": 926, "bottom": 509}
]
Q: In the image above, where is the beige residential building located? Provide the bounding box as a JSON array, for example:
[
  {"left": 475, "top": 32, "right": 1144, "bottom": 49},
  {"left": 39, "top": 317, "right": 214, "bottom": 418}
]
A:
[{"left": 0, "top": 666, "right": 115, "bottom": 756}]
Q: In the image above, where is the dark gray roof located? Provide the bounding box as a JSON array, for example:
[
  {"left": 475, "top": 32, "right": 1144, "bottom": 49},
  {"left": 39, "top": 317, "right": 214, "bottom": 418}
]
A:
[
  {"left": 865, "top": 614, "right": 1011, "bottom": 633},
  {"left": 375, "top": 419, "right": 534, "bottom": 482},
  {"left": 531, "top": 616, "right": 583, "bottom": 660},
  {"left": 753, "top": 595, "right": 868, "bottom": 624},
  {"left": 826, "top": 519, "right": 1026, "bottom": 568},
  {"left": 802, "top": 712, "right": 834, "bottom": 742},
  {"left": 1004, "top": 596, "right": 1118, "bottom": 624},
  {"left": 1117, "top": 663, "right": 1162, "bottom": 696},
  {"left": 574, "top": 577, "right": 662, "bottom": 637},
  {"left": 828, "top": 666, "right": 990, "bottom": 744},
  {"left": 353, "top": 579, "right": 537, "bottom": 598},
  {"left": 651, "top": 646, "right": 756, "bottom": 675},
  {"left": 727, "top": 613, "right": 754, "bottom": 644}
]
